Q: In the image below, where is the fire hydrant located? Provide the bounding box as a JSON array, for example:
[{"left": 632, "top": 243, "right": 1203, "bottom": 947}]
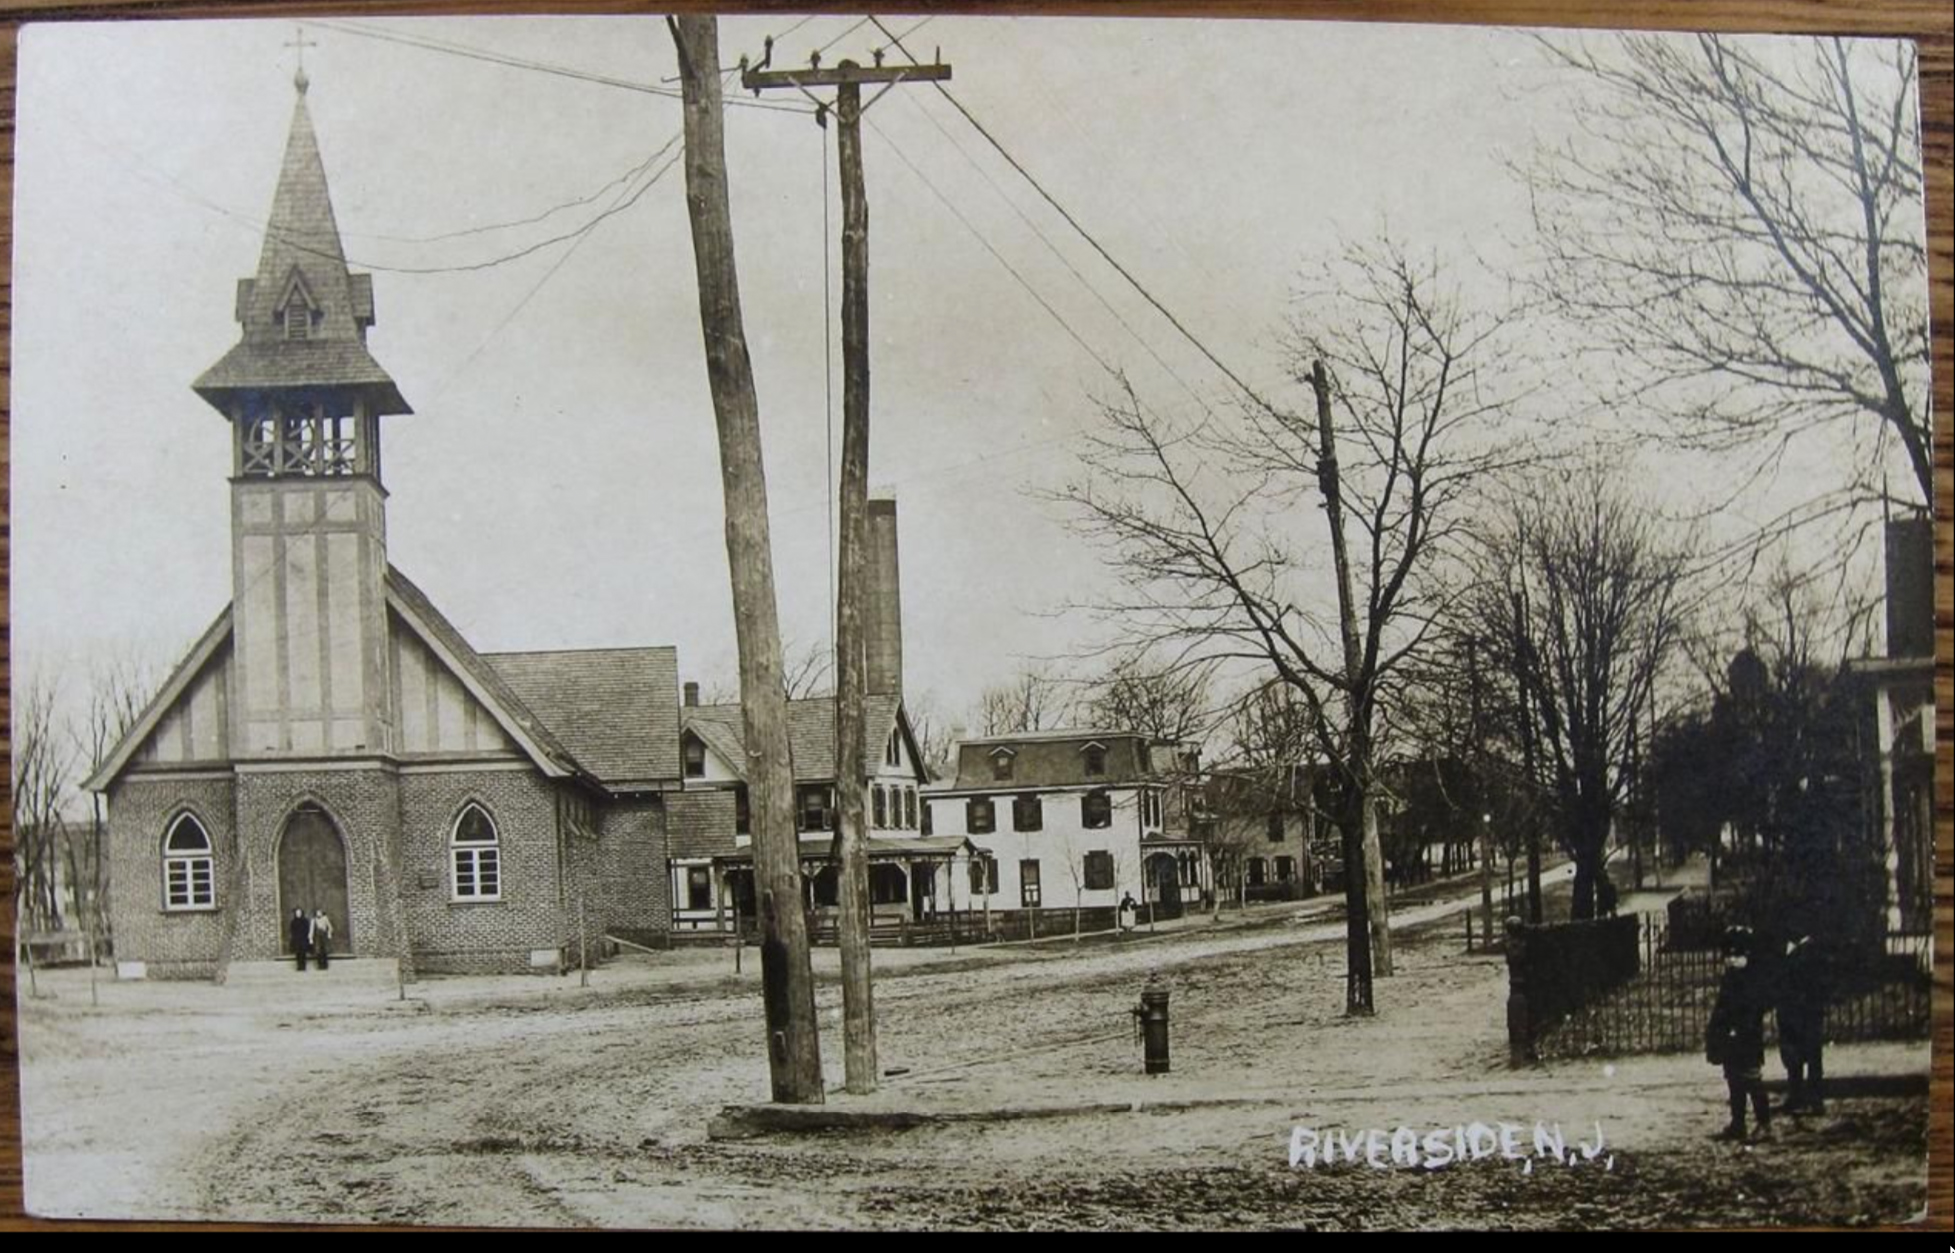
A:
[{"left": 1133, "top": 973, "right": 1171, "bottom": 1075}]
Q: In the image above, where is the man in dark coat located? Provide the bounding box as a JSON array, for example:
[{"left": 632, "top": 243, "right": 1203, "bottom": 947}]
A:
[
  {"left": 1706, "top": 925, "right": 1771, "bottom": 1140},
  {"left": 289, "top": 907, "right": 313, "bottom": 972},
  {"left": 1777, "top": 933, "right": 1826, "bottom": 1113}
]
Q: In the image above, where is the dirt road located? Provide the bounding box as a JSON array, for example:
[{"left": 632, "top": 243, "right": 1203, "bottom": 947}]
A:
[{"left": 18, "top": 877, "right": 1930, "bottom": 1229}]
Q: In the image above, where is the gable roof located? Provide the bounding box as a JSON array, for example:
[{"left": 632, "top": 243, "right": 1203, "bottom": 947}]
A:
[
  {"left": 487, "top": 647, "right": 680, "bottom": 788},
  {"left": 88, "top": 566, "right": 682, "bottom": 795},
  {"left": 81, "top": 606, "right": 235, "bottom": 793},
  {"left": 681, "top": 694, "right": 913, "bottom": 784},
  {"left": 383, "top": 566, "right": 580, "bottom": 780}
]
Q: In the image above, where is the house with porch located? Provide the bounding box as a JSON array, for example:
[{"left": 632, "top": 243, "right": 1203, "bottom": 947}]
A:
[{"left": 665, "top": 690, "right": 968, "bottom": 937}]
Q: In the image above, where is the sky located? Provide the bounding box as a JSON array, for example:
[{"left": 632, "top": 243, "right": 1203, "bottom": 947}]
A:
[{"left": 9, "top": 14, "right": 1924, "bottom": 746}]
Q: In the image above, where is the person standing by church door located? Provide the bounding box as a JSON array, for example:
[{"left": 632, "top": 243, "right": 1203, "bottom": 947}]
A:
[
  {"left": 289, "top": 907, "right": 313, "bottom": 972},
  {"left": 310, "top": 909, "right": 335, "bottom": 971}
]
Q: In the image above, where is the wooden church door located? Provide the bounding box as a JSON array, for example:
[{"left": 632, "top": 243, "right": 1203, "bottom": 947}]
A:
[{"left": 278, "top": 807, "right": 352, "bottom": 954}]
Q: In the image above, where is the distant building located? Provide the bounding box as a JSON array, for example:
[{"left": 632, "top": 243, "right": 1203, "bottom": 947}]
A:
[
  {"left": 664, "top": 500, "right": 978, "bottom": 938},
  {"left": 1846, "top": 513, "right": 1936, "bottom": 937},
  {"left": 1205, "top": 765, "right": 1322, "bottom": 902},
  {"left": 926, "top": 731, "right": 1204, "bottom": 927}
]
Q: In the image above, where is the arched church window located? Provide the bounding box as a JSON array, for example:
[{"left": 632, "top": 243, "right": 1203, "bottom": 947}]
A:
[
  {"left": 451, "top": 803, "right": 502, "bottom": 901},
  {"left": 163, "top": 813, "right": 216, "bottom": 910}
]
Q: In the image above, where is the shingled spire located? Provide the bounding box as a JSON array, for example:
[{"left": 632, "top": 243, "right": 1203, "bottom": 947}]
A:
[{"left": 194, "top": 76, "right": 409, "bottom": 417}]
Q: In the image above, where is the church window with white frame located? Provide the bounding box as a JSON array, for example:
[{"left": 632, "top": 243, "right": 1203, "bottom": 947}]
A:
[
  {"left": 451, "top": 803, "right": 502, "bottom": 901},
  {"left": 163, "top": 814, "right": 216, "bottom": 910}
]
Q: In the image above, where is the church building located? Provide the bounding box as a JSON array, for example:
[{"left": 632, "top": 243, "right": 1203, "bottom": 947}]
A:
[{"left": 84, "top": 73, "right": 681, "bottom": 979}]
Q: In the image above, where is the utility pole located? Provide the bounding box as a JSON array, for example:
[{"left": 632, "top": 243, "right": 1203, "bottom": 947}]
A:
[
  {"left": 741, "top": 44, "right": 951, "bottom": 1095},
  {"left": 669, "top": 14, "right": 824, "bottom": 1104},
  {"left": 1308, "top": 361, "right": 1377, "bottom": 1015}
]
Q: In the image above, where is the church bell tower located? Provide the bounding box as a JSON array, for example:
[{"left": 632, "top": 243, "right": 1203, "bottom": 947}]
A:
[{"left": 193, "top": 69, "right": 411, "bottom": 761}]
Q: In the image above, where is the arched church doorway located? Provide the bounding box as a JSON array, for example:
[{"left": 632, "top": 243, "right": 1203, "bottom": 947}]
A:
[{"left": 278, "top": 805, "right": 351, "bottom": 956}]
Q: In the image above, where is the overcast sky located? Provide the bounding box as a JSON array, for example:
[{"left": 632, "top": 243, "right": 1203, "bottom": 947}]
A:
[{"left": 10, "top": 15, "right": 1920, "bottom": 738}]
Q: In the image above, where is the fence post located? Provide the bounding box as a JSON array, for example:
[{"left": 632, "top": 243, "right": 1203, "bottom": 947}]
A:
[{"left": 1504, "top": 916, "right": 1532, "bottom": 1067}]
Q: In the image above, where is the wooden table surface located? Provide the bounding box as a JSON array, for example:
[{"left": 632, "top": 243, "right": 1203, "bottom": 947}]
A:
[{"left": 1, "top": 0, "right": 1949, "bottom": 1233}]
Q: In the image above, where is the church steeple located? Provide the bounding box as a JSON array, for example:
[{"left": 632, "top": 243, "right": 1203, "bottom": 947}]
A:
[
  {"left": 194, "top": 75, "right": 410, "bottom": 436},
  {"left": 200, "top": 74, "right": 404, "bottom": 761}
]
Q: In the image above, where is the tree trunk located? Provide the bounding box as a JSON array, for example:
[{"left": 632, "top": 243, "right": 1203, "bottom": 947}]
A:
[
  {"left": 1310, "top": 361, "right": 1380, "bottom": 1009},
  {"left": 669, "top": 13, "right": 823, "bottom": 1104},
  {"left": 1361, "top": 793, "right": 1392, "bottom": 976}
]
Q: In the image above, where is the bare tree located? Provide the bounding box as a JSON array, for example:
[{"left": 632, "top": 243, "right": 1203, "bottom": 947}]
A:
[
  {"left": 900, "top": 692, "right": 957, "bottom": 783},
  {"left": 1466, "top": 472, "right": 1691, "bottom": 920},
  {"left": 73, "top": 654, "right": 158, "bottom": 961},
  {"left": 972, "top": 667, "right": 1072, "bottom": 737},
  {"left": 1058, "top": 239, "right": 1524, "bottom": 1013},
  {"left": 13, "top": 677, "right": 77, "bottom": 992},
  {"left": 783, "top": 638, "right": 835, "bottom": 701},
  {"left": 1081, "top": 652, "right": 1215, "bottom": 743},
  {"left": 1524, "top": 34, "right": 1930, "bottom": 524}
]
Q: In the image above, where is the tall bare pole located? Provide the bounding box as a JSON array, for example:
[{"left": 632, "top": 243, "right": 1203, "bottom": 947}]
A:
[
  {"left": 670, "top": 14, "right": 823, "bottom": 1104},
  {"left": 1309, "top": 361, "right": 1378, "bottom": 1014},
  {"left": 1468, "top": 638, "right": 1494, "bottom": 946},
  {"left": 832, "top": 76, "right": 878, "bottom": 1094},
  {"left": 744, "top": 47, "right": 951, "bottom": 1097}
]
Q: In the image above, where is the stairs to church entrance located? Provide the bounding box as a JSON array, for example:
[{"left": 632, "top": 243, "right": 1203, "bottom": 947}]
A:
[{"left": 220, "top": 957, "right": 401, "bottom": 992}]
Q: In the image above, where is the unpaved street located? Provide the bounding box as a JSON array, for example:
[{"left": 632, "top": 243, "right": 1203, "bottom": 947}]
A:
[{"left": 19, "top": 882, "right": 1930, "bottom": 1229}]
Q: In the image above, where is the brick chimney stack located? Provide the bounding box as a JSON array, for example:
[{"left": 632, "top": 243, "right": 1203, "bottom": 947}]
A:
[
  {"left": 865, "top": 496, "right": 904, "bottom": 696},
  {"left": 683, "top": 681, "right": 700, "bottom": 708}
]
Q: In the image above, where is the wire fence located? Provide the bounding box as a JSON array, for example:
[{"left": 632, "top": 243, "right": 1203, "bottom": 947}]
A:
[{"left": 1530, "top": 914, "right": 1933, "bottom": 1060}]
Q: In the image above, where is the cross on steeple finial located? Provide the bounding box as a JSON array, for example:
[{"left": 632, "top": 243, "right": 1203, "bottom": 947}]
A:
[{"left": 286, "top": 27, "right": 317, "bottom": 94}]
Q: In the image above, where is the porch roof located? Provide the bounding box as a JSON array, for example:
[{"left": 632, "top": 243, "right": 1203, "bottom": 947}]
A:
[{"left": 712, "top": 835, "right": 980, "bottom": 866}]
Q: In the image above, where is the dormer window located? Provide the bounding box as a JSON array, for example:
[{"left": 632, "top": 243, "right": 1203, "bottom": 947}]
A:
[
  {"left": 275, "top": 269, "right": 321, "bottom": 342},
  {"left": 682, "top": 734, "right": 707, "bottom": 779},
  {"left": 991, "top": 747, "right": 1016, "bottom": 781},
  {"left": 1082, "top": 742, "right": 1107, "bottom": 778}
]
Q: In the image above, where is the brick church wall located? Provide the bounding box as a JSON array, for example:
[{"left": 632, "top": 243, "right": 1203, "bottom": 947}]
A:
[
  {"left": 233, "top": 767, "right": 404, "bottom": 964},
  {"left": 594, "top": 795, "right": 670, "bottom": 949},
  {"left": 398, "top": 769, "right": 567, "bottom": 974},
  {"left": 107, "top": 776, "right": 238, "bottom": 979}
]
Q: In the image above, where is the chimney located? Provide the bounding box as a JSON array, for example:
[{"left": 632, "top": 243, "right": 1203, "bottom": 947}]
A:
[
  {"left": 865, "top": 496, "right": 904, "bottom": 696},
  {"left": 683, "top": 681, "right": 700, "bottom": 708},
  {"left": 1884, "top": 514, "right": 1933, "bottom": 660}
]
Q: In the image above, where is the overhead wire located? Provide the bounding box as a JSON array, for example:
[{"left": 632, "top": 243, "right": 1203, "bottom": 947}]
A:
[
  {"left": 895, "top": 88, "right": 1220, "bottom": 419},
  {"left": 309, "top": 18, "right": 814, "bottom": 114},
  {"left": 867, "top": 116, "right": 1117, "bottom": 380},
  {"left": 868, "top": 16, "right": 1286, "bottom": 420}
]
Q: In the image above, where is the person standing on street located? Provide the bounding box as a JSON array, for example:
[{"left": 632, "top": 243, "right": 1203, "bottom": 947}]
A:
[
  {"left": 1777, "top": 933, "right": 1827, "bottom": 1114},
  {"left": 310, "top": 909, "right": 336, "bottom": 971},
  {"left": 289, "top": 907, "right": 313, "bottom": 973},
  {"left": 1706, "top": 925, "right": 1772, "bottom": 1141}
]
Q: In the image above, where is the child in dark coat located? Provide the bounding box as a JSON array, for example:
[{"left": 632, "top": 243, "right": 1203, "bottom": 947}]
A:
[{"left": 1706, "top": 925, "right": 1771, "bottom": 1140}]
